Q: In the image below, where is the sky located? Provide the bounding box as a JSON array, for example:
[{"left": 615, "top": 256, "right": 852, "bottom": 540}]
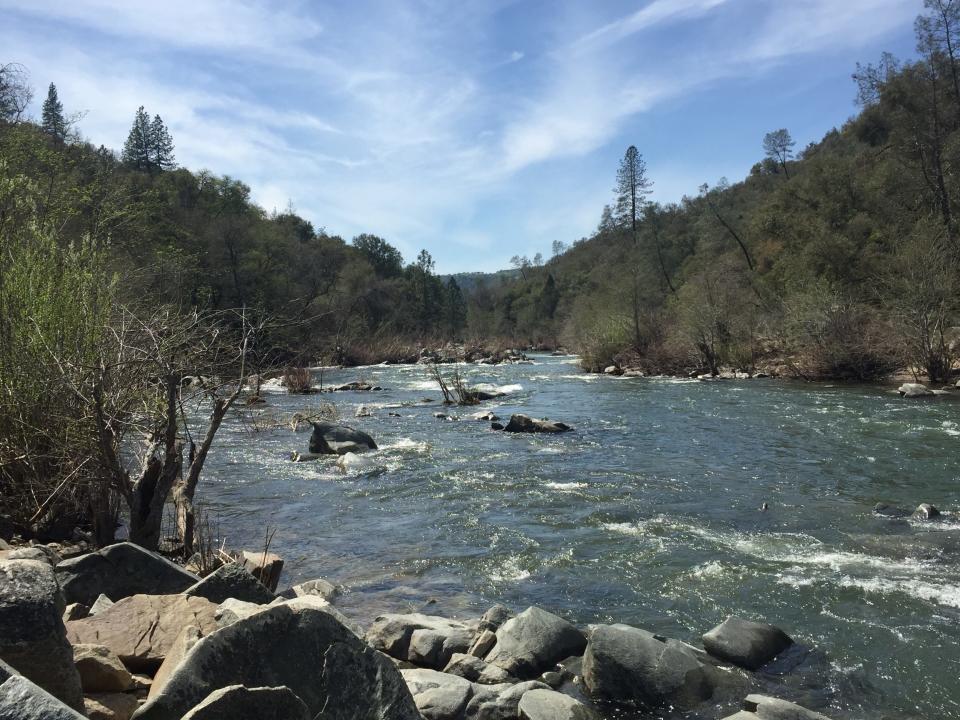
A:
[{"left": 1, "top": 0, "right": 923, "bottom": 273}]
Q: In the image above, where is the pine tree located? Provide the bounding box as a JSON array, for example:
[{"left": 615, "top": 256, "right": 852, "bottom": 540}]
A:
[
  {"left": 149, "top": 114, "right": 176, "bottom": 171},
  {"left": 444, "top": 277, "right": 467, "bottom": 338},
  {"left": 40, "top": 83, "right": 66, "bottom": 141},
  {"left": 122, "top": 106, "right": 152, "bottom": 171},
  {"left": 614, "top": 146, "right": 653, "bottom": 242}
]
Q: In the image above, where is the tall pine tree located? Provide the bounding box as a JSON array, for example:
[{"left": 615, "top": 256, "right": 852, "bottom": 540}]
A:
[
  {"left": 149, "top": 114, "right": 176, "bottom": 171},
  {"left": 40, "top": 83, "right": 66, "bottom": 141},
  {"left": 122, "top": 106, "right": 152, "bottom": 171}
]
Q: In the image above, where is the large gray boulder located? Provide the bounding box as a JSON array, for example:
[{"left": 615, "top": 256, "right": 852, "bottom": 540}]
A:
[
  {"left": 180, "top": 685, "right": 310, "bottom": 720},
  {"left": 0, "top": 659, "right": 87, "bottom": 720},
  {"left": 54, "top": 542, "right": 199, "bottom": 606},
  {"left": 582, "top": 624, "right": 715, "bottom": 710},
  {"left": 0, "top": 559, "right": 84, "bottom": 710},
  {"left": 484, "top": 607, "right": 586, "bottom": 679},
  {"left": 442, "top": 654, "right": 513, "bottom": 685},
  {"left": 702, "top": 616, "right": 793, "bottom": 670},
  {"left": 366, "top": 613, "right": 474, "bottom": 669},
  {"left": 400, "top": 669, "right": 552, "bottom": 720},
  {"left": 502, "top": 415, "right": 572, "bottom": 434},
  {"left": 184, "top": 563, "right": 276, "bottom": 605},
  {"left": 517, "top": 688, "right": 598, "bottom": 720},
  {"left": 722, "top": 693, "right": 833, "bottom": 720},
  {"left": 309, "top": 422, "right": 377, "bottom": 455},
  {"left": 132, "top": 604, "right": 420, "bottom": 720}
]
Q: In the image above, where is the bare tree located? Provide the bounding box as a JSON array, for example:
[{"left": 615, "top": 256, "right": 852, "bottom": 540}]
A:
[{"left": 0, "top": 63, "right": 33, "bottom": 123}]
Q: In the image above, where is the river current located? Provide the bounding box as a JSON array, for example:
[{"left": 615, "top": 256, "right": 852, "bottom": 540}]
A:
[{"left": 192, "top": 354, "right": 960, "bottom": 719}]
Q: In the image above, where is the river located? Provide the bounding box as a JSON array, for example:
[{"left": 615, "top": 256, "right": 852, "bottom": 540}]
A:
[{"left": 192, "top": 354, "right": 960, "bottom": 719}]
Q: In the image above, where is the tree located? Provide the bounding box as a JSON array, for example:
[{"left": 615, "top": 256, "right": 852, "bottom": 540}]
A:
[
  {"left": 916, "top": 0, "right": 960, "bottom": 112},
  {"left": 510, "top": 255, "right": 530, "bottom": 280},
  {"left": 614, "top": 146, "right": 653, "bottom": 241},
  {"left": 762, "top": 129, "right": 796, "bottom": 178},
  {"left": 352, "top": 234, "right": 404, "bottom": 277},
  {"left": 0, "top": 62, "right": 32, "bottom": 123},
  {"left": 40, "top": 83, "right": 67, "bottom": 141},
  {"left": 551, "top": 240, "right": 567, "bottom": 257},
  {"left": 122, "top": 106, "right": 152, "bottom": 170},
  {"left": 149, "top": 114, "right": 176, "bottom": 171},
  {"left": 444, "top": 277, "right": 467, "bottom": 339}
]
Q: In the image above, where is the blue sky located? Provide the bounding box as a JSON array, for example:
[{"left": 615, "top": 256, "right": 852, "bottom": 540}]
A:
[{"left": 1, "top": 0, "right": 922, "bottom": 272}]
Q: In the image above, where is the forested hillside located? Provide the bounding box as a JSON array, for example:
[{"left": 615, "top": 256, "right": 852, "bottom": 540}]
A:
[{"left": 481, "top": 4, "right": 960, "bottom": 382}]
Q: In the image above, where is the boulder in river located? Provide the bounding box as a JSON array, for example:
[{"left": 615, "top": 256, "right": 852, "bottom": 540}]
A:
[
  {"left": 184, "top": 562, "right": 276, "bottom": 605},
  {"left": 517, "top": 687, "right": 599, "bottom": 720},
  {"left": 872, "top": 502, "right": 911, "bottom": 519},
  {"left": 898, "top": 383, "right": 934, "bottom": 398},
  {"left": 502, "top": 414, "right": 572, "bottom": 434},
  {"left": 133, "top": 604, "right": 421, "bottom": 720},
  {"left": 366, "top": 613, "right": 475, "bottom": 669},
  {"left": 484, "top": 606, "right": 587, "bottom": 679},
  {"left": 240, "top": 551, "right": 284, "bottom": 592},
  {"left": 54, "top": 542, "right": 199, "bottom": 606},
  {"left": 913, "top": 503, "right": 941, "bottom": 520},
  {"left": 701, "top": 616, "right": 793, "bottom": 670},
  {"left": 308, "top": 422, "right": 378, "bottom": 455},
  {"left": 582, "top": 623, "right": 716, "bottom": 710},
  {"left": 0, "top": 558, "right": 84, "bottom": 710}
]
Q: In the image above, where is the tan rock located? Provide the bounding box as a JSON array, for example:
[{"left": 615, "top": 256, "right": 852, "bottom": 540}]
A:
[
  {"left": 83, "top": 692, "right": 139, "bottom": 720},
  {"left": 148, "top": 626, "right": 201, "bottom": 699},
  {"left": 240, "top": 551, "right": 284, "bottom": 592},
  {"left": 66, "top": 594, "right": 218, "bottom": 673},
  {"left": 73, "top": 644, "right": 134, "bottom": 692}
]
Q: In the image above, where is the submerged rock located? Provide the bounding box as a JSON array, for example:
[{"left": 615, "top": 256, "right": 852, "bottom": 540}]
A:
[
  {"left": 721, "top": 693, "right": 833, "bottom": 720},
  {"left": 54, "top": 542, "right": 199, "bottom": 606},
  {"left": 913, "top": 503, "right": 941, "bottom": 520},
  {"left": 702, "top": 616, "right": 793, "bottom": 670},
  {"left": 502, "top": 414, "right": 572, "bottom": 434},
  {"left": 898, "top": 383, "right": 933, "bottom": 398},
  {"left": 308, "top": 422, "right": 377, "bottom": 455}
]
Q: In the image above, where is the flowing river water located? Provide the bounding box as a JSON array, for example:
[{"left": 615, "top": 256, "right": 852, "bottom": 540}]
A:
[{"left": 191, "top": 354, "right": 960, "bottom": 719}]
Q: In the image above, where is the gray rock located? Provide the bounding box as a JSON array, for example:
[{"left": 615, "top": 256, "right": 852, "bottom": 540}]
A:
[
  {"left": 54, "top": 542, "right": 199, "bottom": 606},
  {"left": 464, "top": 680, "right": 551, "bottom": 720},
  {"left": 442, "top": 654, "right": 514, "bottom": 685},
  {"left": 400, "top": 669, "right": 473, "bottom": 720},
  {"left": 180, "top": 685, "right": 310, "bottom": 720},
  {"left": 4, "top": 547, "right": 60, "bottom": 565},
  {"left": 502, "top": 415, "right": 572, "bottom": 434},
  {"left": 62, "top": 602, "right": 89, "bottom": 622},
  {"left": 702, "top": 616, "right": 793, "bottom": 670},
  {"left": 73, "top": 644, "right": 134, "bottom": 692},
  {"left": 913, "top": 503, "right": 941, "bottom": 520},
  {"left": 721, "top": 693, "right": 833, "bottom": 720},
  {"left": 287, "top": 578, "right": 341, "bottom": 602},
  {"left": 240, "top": 551, "right": 284, "bottom": 592},
  {"left": 485, "top": 607, "right": 587, "bottom": 679},
  {"left": 132, "top": 605, "right": 420, "bottom": 720},
  {"left": 582, "top": 623, "right": 715, "bottom": 709},
  {"left": 469, "top": 630, "right": 497, "bottom": 658},
  {"left": 517, "top": 688, "right": 598, "bottom": 720},
  {"left": 309, "top": 422, "right": 377, "bottom": 455},
  {"left": 538, "top": 671, "right": 563, "bottom": 688},
  {"left": 898, "top": 383, "right": 933, "bottom": 398},
  {"left": 184, "top": 563, "right": 276, "bottom": 605},
  {"left": 366, "top": 613, "right": 473, "bottom": 668},
  {"left": 0, "top": 659, "right": 87, "bottom": 720},
  {"left": 0, "top": 559, "right": 84, "bottom": 710},
  {"left": 479, "top": 605, "right": 513, "bottom": 633},
  {"left": 149, "top": 627, "right": 202, "bottom": 700},
  {"left": 872, "top": 503, "right": 910, "bottom": 519},
  {"left": 90, "top": 594, "right": 115, "bottom": 615}
]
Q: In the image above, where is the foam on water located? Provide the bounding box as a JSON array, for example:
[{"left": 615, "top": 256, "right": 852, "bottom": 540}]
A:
[{"left": 545, "top": 481, "right": 587, "bottom": 491}]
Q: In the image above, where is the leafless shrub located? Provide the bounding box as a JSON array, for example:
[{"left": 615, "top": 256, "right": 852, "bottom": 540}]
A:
[{"left": 282, "top": 366, "right": 315, "bottom": 394}]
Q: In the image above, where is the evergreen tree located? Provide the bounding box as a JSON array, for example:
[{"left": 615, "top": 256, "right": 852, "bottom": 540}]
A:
[
  {"left": 444, "top": 277, "right": 467, "bottom": 338},
  {"left": 40, "top": 83, "right": 66, "bottom": 141},
  {"left": 149, "top": 114, "right": 176, "bottom": 171},
  {"left": 614, "top": 146, "right": 653, "bottom": 242},
  {"left": 122, "top": 106, "right": 152, "bottom": 171}
]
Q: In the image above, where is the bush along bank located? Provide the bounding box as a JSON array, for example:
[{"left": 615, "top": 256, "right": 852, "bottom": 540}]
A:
[{"left": 1, "top": 540, "right": 842, "bottom": 720}]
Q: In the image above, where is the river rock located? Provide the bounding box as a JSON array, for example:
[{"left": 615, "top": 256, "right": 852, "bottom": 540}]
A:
[
  {"left": 442, "top": 653, "right": 514, "bottom": 684},
  {"left": 913, "top": 503, "right": 941, "bottom": 520},
  {"left": 63, "top": 602, "right": 89, "bottom": 622},
  {"left": 66, "top": 593, "right": 219, "bottom": 673},
  {"left": 485, "top": 606, "right": 587, "bottom": 679},
  {"left": 4, "top": 546, "right": 61, "bottom": 565},
  {"left": 722, "top": 693, "right": 833, "bottom": 720},
  {"left": 240, "top": 551, "right": 284, "bottom": 592},
  {"left": 132, "top": 604, "right": 421, "bottom": 720},
  {"left": 84, "top": 692, "right": 139, "bottom": 720},
  {"left": 367, "top": 613, "right": 474, "bottom": 668},
  {"left": 469, "top": 629, "right": 497, "bottom": 658},
  {"left": 285, "top": 577, "right": 341, "bottom": 602},
  {"left": 0, "top": 659, "right": 87, "bottom": 720},
  {"left": 582, "top": 623, "right": 715, "bottom": 709},
  {"left": 479, "top": 604, "right": 513, "bottom": 632},
  {"left": 872, "top": 503, "right": 910, "bottom": 519},
  {"left": 502, "top": 414, "right": 572, "bottom": 434},
  {"left": 898, "top": 383, "right": 933, "bottom": 397},
  {"left": 465, "top": 680, "right": 551, "bottom": 720},
  {"left": 90, "top": 593, "right": 115, "bottom": 615},
  {"left": 401, "top": 669, "right": 550, "bottom": 720},
  {"left": 184, "top": 562, "right": 276, "bottom": 605},
  {"left": 309, "top": 422, "right": 377, "bottom": 455},
  {"left": 702, "top": 616, "right": 793, "bottom": 670},
  {"left": 336, "top": 452, "right": 377, "bottom": 472},
  {"left": 180, "top": 685, "right": 310, "bottom": 720},
  {"left": 331, "top": 381, "right": 381, "bottom": 392},
  {"left": 0, "top": 559, "right": 84, "bottom": 710},
  {"left": 73, "top": 644, "right": 134, "bottom": 692},
  {"left": 149, "top": 626, "right": 201, "bottom": 699},
  {"left": 55, "top": 542, "right": 199, "bottom": 606},
  {"left": 517, "top": 688, "right": 598, "bottom": 720}
]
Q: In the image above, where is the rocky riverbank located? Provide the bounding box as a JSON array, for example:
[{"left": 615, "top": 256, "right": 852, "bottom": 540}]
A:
[{"left": 1, "top": 539, "right": 845, "bottom": 720}]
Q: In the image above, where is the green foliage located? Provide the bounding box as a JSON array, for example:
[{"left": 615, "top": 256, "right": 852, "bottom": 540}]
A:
[{"left": 40, "top": 83, "right": 66, "bottom": 141}]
